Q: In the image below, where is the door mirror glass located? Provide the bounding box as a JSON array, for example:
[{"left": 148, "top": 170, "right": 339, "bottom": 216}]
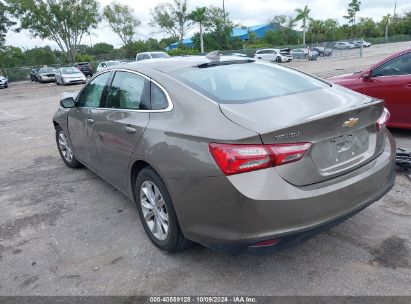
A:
[{"left": 60, "top": 97, "right": 76, "bottom": 108}]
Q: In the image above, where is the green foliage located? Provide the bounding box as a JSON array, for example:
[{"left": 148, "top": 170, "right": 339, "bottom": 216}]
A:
[
  {"left": 295, "top": 5, "right": 311, "bottom": 45},
  {"left": 75, "top": 53, "right": 94, "bottom": 62},
  {"left": 151, "top": 0, "right": 193, "bottom": 43},
  {"left": 87, "top": 43, "right": 114, "bottom": 56},
  {"left": 167, "top": 48, "right": 198, "bottom": 56},
  {"left": 344, "top": 0, "right": 361, "bottom": 26},
  {"left": 0, "top": 2, "right": 15, "bottom": 47},
  {"left": 6, "top": 0, "right": 100, "bottom": 63},
  {"left": 103, "top": 2, "right": 141, "bottom": 47}
]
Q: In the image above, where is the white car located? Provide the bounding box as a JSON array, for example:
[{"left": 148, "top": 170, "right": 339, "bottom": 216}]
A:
[
  {"left": 334, "top": 42, "right": 356, "bottom": 49},
  {"left": 55, "top": 67, "right": 86, "bottom": 85},
  {"left": 0, "top": 76, "right": 8, "bottom": 88},
  {"left": 253, "top": 49, "right": 293, "bottom": 63},
  {"left": 136, "top": 52, "right": 170, "bottom": 61},
  {"left": 96, "top": 60, "right": 121, "bottom": 72}
]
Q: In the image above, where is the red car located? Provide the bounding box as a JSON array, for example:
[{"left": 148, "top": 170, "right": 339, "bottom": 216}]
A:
[{"left": 329, "top": 49, "right": 411, "bottom": 129}]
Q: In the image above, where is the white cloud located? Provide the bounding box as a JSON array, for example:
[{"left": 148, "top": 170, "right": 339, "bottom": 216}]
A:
[{"left": 5, "top": 0, "right": 411, "bottom": 49}]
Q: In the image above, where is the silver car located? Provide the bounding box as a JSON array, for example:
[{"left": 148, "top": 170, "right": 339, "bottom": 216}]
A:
[
  {"left": 53, "top": 56, "right": 395, "bottom": 254},
  {"left": 55, "top": 67, "right": 86, "bottom": 85}
]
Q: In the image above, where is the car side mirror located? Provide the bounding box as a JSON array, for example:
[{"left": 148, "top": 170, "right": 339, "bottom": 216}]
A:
[
  {"left": 362, "top": 72, "right": 371, "bottom": 81},
  {"left": 60, "top": 97, "right": 76, "bottom": 108}
]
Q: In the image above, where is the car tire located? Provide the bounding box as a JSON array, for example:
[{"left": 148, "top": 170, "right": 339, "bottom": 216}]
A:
[
  {"left": 135, "top": 167, "right": 188, "bottom": 253},
  {"left": 55, "top": 126, "right": 82, "bottom": 169},
  {"left": 56, "top": 79, "right": 60, "bottom": 85},
  {"left": 276, "top": 57, "right": 282, "bottom": 63}
]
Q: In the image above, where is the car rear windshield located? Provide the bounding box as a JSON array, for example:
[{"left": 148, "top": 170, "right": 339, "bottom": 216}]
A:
[
  {"left": 151, "top": 53, "right": 170, "bottom": 58},
  {"left": 39, "top": 67, "right": 57, "bottom": 73},
  {"left": 174, "top": 62, "right": 327, "bottom": 104}
]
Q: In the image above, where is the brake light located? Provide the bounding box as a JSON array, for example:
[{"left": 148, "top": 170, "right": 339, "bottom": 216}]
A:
[
  {"left": 376, "top": 108, "right": 390, "bottom": 130},
  {"left": 209, "top": 142, "right": 311, "bottom": 175}
]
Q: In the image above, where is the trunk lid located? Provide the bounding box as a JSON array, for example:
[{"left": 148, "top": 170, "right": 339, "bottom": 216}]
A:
[{"left": 219, "top": 86, "right": 386, "bottom": 186}]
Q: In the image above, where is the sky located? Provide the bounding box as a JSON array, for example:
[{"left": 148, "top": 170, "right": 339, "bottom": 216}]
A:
[{"left": 5, "top": 0, "right": 411, "bottom": 49}]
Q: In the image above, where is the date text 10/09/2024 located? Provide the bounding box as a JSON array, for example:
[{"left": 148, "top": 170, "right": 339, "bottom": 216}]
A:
[{"left": 149, "top": 297, "right": 258, "bottom": 303}]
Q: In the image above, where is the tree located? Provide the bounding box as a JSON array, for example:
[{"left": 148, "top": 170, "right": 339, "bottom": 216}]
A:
[
  {"left": 344, "top": 0, "right": 361, "bottom": 36},
  {"left": 189, "top": 7, "right": 207, "bottom": 53},
  {"left": 295, "top": 5, "right": 310, "bottom": 46},
  {"left": 151, "top": 0, "right": 193, "bottom": 44},
  {"left": 309, "top": 19, "right": 325, "bottom": 43},
  {"left": 88, "top": 42, "right": 114, "bottom": 56},
  {"left": 103, "top": 2, "right": 141, "bottom": 48},
  {"left": 357, "top": 17, "right": 380, "bottom": 38},
  {"left": 0, "top": 1, "right": 15, "bottom": 47},
  {"left": 324, "top": 18, "right": 339, "bottom": 41},
  {"left": 381, "top": 14, "right": 391, "bottom": 42},
  {"left": 204, "top": 6, "right": 233, "bottom": 50},
  {"left": 6, "top": 0, "right": 100, "bottom": 63}
]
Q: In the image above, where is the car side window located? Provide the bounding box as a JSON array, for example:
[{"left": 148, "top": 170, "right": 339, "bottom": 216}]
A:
[
  {"left": 106, "top": 71, "right": 150, "bottom": 110},
  {"left": 151, "top": 82, "right": 169, "bottom": 110},
  {"left": 77, "top": 72, "right": 111, "bottom": 107},
  {"left": 372, "top": 52, "right": 411, "bottom": 77}
]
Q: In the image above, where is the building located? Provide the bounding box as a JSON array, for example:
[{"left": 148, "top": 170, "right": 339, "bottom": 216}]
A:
[{"left": 168, "top": 23, "right": 281, "bottom": 49}]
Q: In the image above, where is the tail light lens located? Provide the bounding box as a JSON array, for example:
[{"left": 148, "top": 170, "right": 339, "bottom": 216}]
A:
[
  {"left": 376, "top": 107, "right": 390, "bottom": 130},
  {"left": 209, "top": 142, "right": 311, "bottom": 175}
]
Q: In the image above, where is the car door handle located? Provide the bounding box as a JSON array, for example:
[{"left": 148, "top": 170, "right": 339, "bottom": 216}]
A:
[
  {"left": 87, "top": 118, "right": 94, "bottom": 124},
  {"left": 124, "top": 126, "right": 136, "bottom": 134}
]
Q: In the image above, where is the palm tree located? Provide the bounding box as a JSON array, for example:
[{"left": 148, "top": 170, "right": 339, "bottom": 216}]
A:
[
  {"left": 295, "top": 5, "right": 311, "bottom": 46},
  {"left": 189, "top": 7, "right": 208, "bottom": 53},
  {"left": 381, "top": 14, "right": 391, "bottom": 42},
  {"left": 309, "top": 19, "right": 325, "bottom": 43}
]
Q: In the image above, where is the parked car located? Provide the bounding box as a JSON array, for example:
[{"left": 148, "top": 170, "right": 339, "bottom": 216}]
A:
[
  {"left": 227, "top": 53, "right": 248, "bottom": 57},
  {"left": 74, "top": 62, "right": 93, "bottom": 77},
  {"left": 329, "top": 48, "right": 411, "bottom": 129},
  {"left": 313, "top": 46, "right": 333, "bottom": 56},
  {"left": 30, "top": 68, "right": 40, "bottom": 81},
  {"left": 136, "top": 52, "right": 170, "bottom": 61},
  {"left": 96, "top": 60, "right": 121, "bottom": 72},
  {"left": 254, "top": 48, "right": 293, "bottom": 62},
  {"left": 53, "top": 56, "right": 395, "bottom": 254},
  {"left": 290, "top": 48, "right": 319, "bottom": 60},
  {"left": 353, "top": 40, "right": 372, "bottom": 48},
  {"left": 55, "top": 67, "right": 86, "bottom": 85},
  {"left": 37, "top": 67, "right": 58, "bottom": 83},
  {"left": 334, "top": 41, "right": 356, "bottom": 49},
  {"left": 0, "top": 75, "right": 8, "bottom": 88}
]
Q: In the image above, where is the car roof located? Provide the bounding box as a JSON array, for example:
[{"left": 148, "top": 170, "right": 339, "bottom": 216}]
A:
[{"left": 111, "top": 56, "right": 254, "bottom": 74}]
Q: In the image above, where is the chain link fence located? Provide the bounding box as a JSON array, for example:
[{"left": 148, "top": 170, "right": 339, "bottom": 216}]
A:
[{"left": 2, "top": 35, "right": 411, "bottom": 83}]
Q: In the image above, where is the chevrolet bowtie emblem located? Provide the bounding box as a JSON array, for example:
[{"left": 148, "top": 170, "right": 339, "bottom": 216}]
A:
[{"left": 343, "top": 118, "right": 359, "bottom": 128}]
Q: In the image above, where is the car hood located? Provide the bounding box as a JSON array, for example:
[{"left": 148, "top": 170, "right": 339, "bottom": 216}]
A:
[{"left": 0, "top": 76, "right": 6, "bottom": 81}]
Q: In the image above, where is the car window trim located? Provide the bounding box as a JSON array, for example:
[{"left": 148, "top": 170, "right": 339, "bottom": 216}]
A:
[{"left": 81, "top": 68, "right": 173, "bottom": 113}]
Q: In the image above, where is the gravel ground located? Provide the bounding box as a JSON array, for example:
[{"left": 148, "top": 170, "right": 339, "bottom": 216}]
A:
[{"left": 0, "top": 42, "right": 410, "bottom": 296}]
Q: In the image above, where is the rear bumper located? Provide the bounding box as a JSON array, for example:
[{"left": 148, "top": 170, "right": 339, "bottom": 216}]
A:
[{"left": 166, "top": 131, "right": 396, "bottom": 253}]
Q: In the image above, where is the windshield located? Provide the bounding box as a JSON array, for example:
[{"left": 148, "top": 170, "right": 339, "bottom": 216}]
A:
[
  {"left": 151, "top": 53, "right": 170, "bottom": 58},
  {"left": 175, "top": 62, "right": 327, "bottom": 104},
  {"left": 39, "top": 67, "right": 57, "bottom": 73},
  {"left": 61, "top": 67, "right": 80, "bottom": 74},
  {"left": 106, "top": 61, "right": 120, "bottom": 67}
]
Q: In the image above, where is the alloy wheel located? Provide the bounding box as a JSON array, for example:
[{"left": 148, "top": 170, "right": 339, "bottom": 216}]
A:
[
  {"left": 58, "top": 131, "right": 73, "bottom": 162},
  {"left": 140, "top": 181, "right": 169, "bottom": 241}
]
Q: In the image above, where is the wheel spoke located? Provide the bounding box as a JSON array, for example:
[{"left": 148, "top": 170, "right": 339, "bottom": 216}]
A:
[
  {"left": 144, "top": 210, "right": 154, "bottom": 221},
  {"left": 141, "top": 197, "right": 153, "bottom": 210}
]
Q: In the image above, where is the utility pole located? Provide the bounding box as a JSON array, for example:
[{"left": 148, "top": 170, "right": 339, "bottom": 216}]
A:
[
  {"left": 223, "top": 0, "right": 226, "bottom": 27},
  {"left": 393, "top": 0, "right": 397, "bottom": 19}
]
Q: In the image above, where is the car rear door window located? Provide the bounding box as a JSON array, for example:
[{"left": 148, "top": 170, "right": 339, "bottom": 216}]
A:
[
  {"left": 106, "top": 71, "right": 150, "bottom": 110},
  {"left": 77, "top": 72, "right": 111, "bottom": 107}
]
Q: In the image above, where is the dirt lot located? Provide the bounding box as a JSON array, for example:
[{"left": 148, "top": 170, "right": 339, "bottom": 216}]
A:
[{"left": 0, "top": 42, "right": 410, "bottom": 296}]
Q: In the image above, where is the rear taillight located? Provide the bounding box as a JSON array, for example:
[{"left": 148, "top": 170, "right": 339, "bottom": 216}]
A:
[
  {"left": 376, "top": 107, "right": 390, "bottom": 130},
  {"left": 209, "top": 142, "right": 311, "bottom": 175}
]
